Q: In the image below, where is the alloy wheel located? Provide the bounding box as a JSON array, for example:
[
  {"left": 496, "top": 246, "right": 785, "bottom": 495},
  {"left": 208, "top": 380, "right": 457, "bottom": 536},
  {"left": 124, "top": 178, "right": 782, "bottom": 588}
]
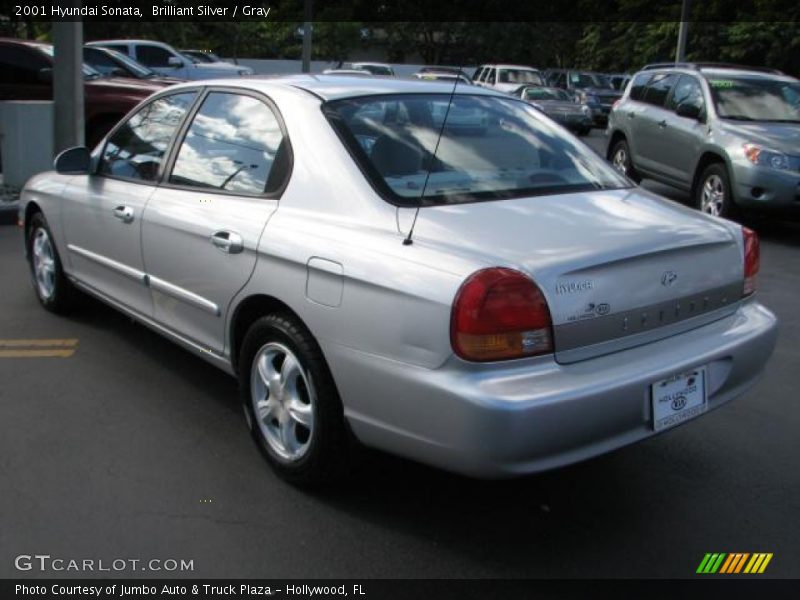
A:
[
  {"left": 701, "top": 174, "right": 725, "bottom": 216},
  {"left": 250, "top": 342, "right": 315, "bottom": 462},
  {"left": 31, "top": 228, "right": 56, "bottom": 300}
]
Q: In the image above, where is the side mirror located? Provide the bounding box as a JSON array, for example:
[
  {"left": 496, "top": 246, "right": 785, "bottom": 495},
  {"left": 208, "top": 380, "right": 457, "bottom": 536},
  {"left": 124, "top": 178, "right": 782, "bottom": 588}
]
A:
[
  {"left": 676, "top": 102, "right": 702, "bottom": 120},
  {"left": 167, "top": 56, "right": 183, "bottom": 68},
  {"left": 54, "top": 147, "right": 90, "bottom": 174},
  {"left": 37, "top": 67, "right": 53, "bottom": 83}
]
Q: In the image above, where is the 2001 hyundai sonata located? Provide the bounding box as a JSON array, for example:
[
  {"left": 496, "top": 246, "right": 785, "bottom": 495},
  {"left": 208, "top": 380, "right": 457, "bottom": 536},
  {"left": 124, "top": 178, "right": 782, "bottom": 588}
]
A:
[{"left": 20, "top": 76, "right": 778, "bottom": 484}]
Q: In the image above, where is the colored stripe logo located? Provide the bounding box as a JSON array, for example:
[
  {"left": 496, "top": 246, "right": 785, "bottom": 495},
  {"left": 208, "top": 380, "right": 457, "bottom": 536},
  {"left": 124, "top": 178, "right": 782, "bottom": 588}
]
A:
[{"left": 697, "top": 552, "right": 773, "bottom": 574}]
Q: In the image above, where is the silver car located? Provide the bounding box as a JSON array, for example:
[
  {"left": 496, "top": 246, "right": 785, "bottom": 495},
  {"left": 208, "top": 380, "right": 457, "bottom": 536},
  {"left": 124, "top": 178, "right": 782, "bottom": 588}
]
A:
[
  {"left": 607, "top": 63, "right": 800, "bottom": 218},
  {"left": 21, "top": 76, "right": 777, "bottom": 485}
]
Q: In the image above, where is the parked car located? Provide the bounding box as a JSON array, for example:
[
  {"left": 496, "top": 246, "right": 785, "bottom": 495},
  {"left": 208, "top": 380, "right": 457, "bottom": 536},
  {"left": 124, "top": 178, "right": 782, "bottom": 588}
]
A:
[
  {"left": 21, "top": 76, "right": 776, "bottom": 485},
  {"left": 608, "top": 72, "right": 632, "bottom": 91},
  {"left": 473, "top": 64, "right": 544, "bottom": 93},
  {"left": 545, "top": 69, "right": 622, "bottom": 126},
  {"left": 413, "top": 71, "right": 472, "bottom": 85},
  {"left": 0, "top": 38, "right": 166, "bottom": 147},
  {"left": 514, "top": 85, "right": 593, "bottom": 135},
  {"left": 86, "top": 40, "right": 253, "bottom": 80},
  {"left": 350, "top": 62, "right": 395, "bottom": 76},
  {"left": 607, "top": 62, "right": 800, "bottom": 218},
  {"left": 180, "top": 49, "right": 228, "bottom": 64},
  {"left": 322, "top": 69, "right": 373, "bottom": 77},
  {"left": 83, "top": 45, "right": 184, "bottom": 85}
]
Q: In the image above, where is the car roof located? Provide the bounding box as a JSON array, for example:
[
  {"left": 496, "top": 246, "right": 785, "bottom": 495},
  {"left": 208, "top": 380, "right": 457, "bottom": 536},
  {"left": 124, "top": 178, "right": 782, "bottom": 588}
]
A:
[
  {"left": 88, "top": 40, "right": 167, "bottom": 46},
  {"left": 351, "top": 62, "right": 392, "bottom": 67},
  {"left": 0, "top": 37, "right": 50, "bottom": 49},
  {"left": 640, "top": 65, "right": 797, "bottom": 82}
]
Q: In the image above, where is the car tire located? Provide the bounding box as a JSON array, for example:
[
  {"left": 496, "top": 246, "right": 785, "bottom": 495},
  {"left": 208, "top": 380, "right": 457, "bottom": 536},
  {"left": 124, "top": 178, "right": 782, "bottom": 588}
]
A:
[
  {"left": 26, "top": 212, "right": 78, "bottom": 314},
  {"left": 695, "top": 163, "right": 738, "bottom": 219},
  {"left": 239, "top": 313, "right": 352, "bottom": 486},
  {"left": 610, "top": 139, "right": 641, "bottom": 183}
]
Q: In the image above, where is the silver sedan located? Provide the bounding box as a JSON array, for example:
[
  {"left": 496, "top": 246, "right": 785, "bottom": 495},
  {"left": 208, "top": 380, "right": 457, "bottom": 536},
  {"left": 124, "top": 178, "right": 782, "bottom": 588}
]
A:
[{"left": 20, "top": 76, "right": 778, "bottom": 485}]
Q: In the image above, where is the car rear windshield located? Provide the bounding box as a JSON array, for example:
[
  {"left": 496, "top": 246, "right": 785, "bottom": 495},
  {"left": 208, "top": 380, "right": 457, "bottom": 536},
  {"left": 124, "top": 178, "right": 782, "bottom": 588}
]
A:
[
  {"left": 498, "top": 69, "right": 543, "bottom": 85},
  {"left": 706, "top": 75, "right": 800, "bottom": 122},
  {"left": 323, "top": 93, "right": 629, "bottom": 206},
  {"left": 569, "top": 72, "right": 613, "bottom": 89}
]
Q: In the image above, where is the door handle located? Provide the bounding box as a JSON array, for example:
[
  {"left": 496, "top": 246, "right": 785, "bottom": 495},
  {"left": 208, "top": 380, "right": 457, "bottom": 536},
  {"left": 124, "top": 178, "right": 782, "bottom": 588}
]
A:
[
  {"left": 112, "top": 205, "right": 134, "bottom": 223},
  {"left": 627, "top": 111, "right": 636, "bottom": 119},
  {"left": 210, "top": 230, "right": 244, "bottom": 254},
  {"left": 657, "top": 119, "right": 668, "bottom": 128}
]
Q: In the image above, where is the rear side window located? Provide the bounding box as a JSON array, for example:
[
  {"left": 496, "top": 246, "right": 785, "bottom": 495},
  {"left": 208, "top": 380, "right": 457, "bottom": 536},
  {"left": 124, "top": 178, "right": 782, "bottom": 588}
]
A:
[
  {"left": 0, "top": 45, "right": 49, "bottom": 85},
  {"left": 324, "top": 93, "right": 629, "bottom": 206},
  {"left": 643, "top": 73, "right": 679, "bottom": 107},
  {"left": 486, "top": 68, "right": 496, "bottom": 84},
  {"left": 629, "top": 73, "right": 653, "bottom": 101},
  {"left": 169, "top": 92, "right": 289, "bottom": 195},
  {"left": 99, "top": 92, "right": 196, "bottom": 181}
]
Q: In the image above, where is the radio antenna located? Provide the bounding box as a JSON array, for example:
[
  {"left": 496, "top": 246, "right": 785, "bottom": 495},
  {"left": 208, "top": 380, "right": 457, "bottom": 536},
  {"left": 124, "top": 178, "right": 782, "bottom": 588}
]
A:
[{"left": 403, "top": 67, "right": 462, "bottom": 246}]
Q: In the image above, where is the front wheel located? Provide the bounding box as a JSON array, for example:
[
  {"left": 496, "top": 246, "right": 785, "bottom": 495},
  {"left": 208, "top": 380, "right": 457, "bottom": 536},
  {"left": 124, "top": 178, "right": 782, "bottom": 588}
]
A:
[
  {"left": 239, "top": 314, "right": 352, "bottom": 486},
  {"left": 27, "top": 212, "right": 77, "bottom": 313},
  {"left": 695, "top": 163, "right": 738, "bottom": 219}
]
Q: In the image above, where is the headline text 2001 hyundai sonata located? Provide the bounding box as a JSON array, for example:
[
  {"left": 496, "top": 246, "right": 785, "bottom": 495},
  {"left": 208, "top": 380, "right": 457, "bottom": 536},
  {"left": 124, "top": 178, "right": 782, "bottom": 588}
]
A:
[{"left": 21, "top": 76, "right": 778, "bottom": 484}]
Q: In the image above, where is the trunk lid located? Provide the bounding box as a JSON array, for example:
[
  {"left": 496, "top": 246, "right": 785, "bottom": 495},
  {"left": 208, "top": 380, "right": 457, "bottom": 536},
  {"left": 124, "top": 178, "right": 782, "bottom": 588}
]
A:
[{"left": 410, "top": 187, "right": 743, "bottom": 362}]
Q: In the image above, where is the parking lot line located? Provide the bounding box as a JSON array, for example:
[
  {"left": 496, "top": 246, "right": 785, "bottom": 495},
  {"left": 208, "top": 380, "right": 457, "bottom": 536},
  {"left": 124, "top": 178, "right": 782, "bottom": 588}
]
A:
[
  {"left": 0, "top": 338, "right": 79, "bottom": 347},
  {"left": 0, "top": 339, "right": 78, "bottom": 358}
]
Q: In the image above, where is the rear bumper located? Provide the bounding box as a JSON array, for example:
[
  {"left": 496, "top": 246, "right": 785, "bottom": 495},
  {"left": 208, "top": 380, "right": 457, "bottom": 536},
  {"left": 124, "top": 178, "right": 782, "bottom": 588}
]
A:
[{"left": 326, "top": 299, "right": 777, "bottom": 478}]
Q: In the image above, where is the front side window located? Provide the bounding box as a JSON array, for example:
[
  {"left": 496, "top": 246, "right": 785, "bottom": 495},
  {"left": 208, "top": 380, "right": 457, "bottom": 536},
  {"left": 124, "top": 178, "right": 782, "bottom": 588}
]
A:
[
  {"left": 169, "top": 92, "right": 288, "bottom": 195},
  {"left": 137, "top": 45, "right": 175, "bottom": 68},
  {"left": 706, "top": 75, "right": 800, "bottom": 122},
  {"left": 98, "top": 92, "right": 196, "bottom": 181},
  {"left": 668, "top": 75, "right": 705, "bottom": 113},
  {"left": 324, "top": 93, "right": 629, "bottom": 206}
]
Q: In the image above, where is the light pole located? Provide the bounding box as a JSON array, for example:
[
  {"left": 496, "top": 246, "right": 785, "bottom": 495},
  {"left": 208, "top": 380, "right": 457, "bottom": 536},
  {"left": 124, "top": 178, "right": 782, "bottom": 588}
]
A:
[
  {"left": 301, "top": 0, "right": 313, "bottom": 73},
  {"left": 675, "top": 0, "right": 692, "bottom": 63}
]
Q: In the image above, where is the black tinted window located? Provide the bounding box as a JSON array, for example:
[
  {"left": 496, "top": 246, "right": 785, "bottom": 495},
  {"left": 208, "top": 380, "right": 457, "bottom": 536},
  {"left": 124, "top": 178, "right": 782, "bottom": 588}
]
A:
[
  {"left": 105, "top": 44, "right": 130, "bottom": 56},
  {"left": 629, "top": 73, "right": 653, "bottom": 101},
  {"left": 137, "top": 45, "right": 174, "bottom": 67},
  {"left": 0, "top": 45, "right": 49, "bottom": 84},
  {"left": 83, "top": 48, "right": 118, "bottom": 75},
  {"left": 643, "top": 73, "right": 679, "bottom": 107},
  {"left": 169, "top": 93, "right": 288, "bottom": 195},
  {"left": 668, "top": 75, "right": 705, "bottom": 112},
  {"left": 99, "top": 92, "right": 196, "bottom": 181}
]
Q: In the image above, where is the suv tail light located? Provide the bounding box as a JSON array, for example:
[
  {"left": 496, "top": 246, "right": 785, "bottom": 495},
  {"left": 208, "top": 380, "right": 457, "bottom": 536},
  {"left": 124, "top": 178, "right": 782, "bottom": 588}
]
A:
[
  {"left": 451, "top": 268, "right": 553, "bottom": 362},
  {"left": 743, "top": 227, "right": 759, "bottom": 297}
]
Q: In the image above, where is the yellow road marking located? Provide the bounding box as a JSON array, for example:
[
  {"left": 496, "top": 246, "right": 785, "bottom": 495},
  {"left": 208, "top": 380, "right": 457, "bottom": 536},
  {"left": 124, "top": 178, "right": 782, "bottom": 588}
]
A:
[
  {"left": 0, "top": 349, "right": 76, "bottom": 358},
  {"left": 0, "top": 339, "right": 78, "bottom": 358},
  {"left": 0, "top": 339, "right": 78, "bottom": 347}
]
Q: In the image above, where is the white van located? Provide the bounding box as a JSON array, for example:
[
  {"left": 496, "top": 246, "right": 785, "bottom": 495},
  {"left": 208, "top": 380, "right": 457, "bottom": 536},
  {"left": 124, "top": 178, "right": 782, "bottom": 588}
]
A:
[{"left": 472, "top": 64, "right": 544, "bottom": 93}]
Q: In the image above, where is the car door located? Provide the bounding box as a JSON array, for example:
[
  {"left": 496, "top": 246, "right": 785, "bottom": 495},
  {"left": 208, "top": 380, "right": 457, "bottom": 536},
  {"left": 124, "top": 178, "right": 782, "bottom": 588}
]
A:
[
  {"left": 61, "top": 91, "right": 198, "bottom": 318},
  {"left": 654, "top": 75, "right": 708, "bottom": 186},
  {"left": 141, "top": 89, "right": 290, "bottom": 355},
  {"left": 631, "top": 72, "right": 679, "bottom": 175}
]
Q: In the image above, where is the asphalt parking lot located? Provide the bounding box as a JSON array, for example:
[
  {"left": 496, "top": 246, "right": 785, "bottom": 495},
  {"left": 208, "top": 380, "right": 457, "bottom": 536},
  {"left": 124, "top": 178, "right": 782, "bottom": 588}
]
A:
[{"left": 1, "top": 129, "right": 798, "bottom": 579}]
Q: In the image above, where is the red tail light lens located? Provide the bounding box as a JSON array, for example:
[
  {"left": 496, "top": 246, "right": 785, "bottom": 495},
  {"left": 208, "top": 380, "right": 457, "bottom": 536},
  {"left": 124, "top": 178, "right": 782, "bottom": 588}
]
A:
[
  {"left": 451, "top": 268, "right": 553, "bottom": 362},
  {"left": 743, "top": 227, "right": 759, "bottom": 297}
]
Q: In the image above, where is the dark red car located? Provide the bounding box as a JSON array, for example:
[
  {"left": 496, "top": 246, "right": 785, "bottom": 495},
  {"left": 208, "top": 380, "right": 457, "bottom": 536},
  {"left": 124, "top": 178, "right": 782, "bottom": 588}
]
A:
[{"left": 0, "top": 38, "right": 168, "bottom": 147}]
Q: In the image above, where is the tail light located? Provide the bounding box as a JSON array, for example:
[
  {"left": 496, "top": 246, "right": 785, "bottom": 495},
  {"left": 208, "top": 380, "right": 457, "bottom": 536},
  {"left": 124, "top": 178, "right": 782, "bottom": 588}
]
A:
[
  {"left": 451, "top": 268, "right": 553, "bottom": 362},
  {"left": 742, "top": 227, "right": 759, "bottom": 297}
]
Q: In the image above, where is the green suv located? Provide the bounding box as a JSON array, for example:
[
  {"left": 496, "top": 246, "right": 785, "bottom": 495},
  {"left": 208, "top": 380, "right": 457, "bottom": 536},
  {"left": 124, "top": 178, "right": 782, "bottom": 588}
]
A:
[{"left": 606, "top": 63, "right": 800, "bottom": 219}]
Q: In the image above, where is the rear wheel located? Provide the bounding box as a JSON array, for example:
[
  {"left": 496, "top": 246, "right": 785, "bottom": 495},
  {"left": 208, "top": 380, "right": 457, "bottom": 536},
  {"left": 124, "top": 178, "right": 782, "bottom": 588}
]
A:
[
  {"left": 610, "top": 139, "right": 640, "bottom": 183},
  {"left": 26, "top": 212, "right": 77, "bottom": 313},
  {"left": 695, "top": 163, "right": 738, "bottom": 219},
  {"left": 239, "top": 314, "right": 352, "bottom": 486}
]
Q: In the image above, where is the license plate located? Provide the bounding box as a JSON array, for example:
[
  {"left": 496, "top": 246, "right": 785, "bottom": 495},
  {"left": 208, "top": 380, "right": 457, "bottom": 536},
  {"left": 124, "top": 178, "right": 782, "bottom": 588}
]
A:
[{"left": 651, "top": 367, "right": 707, "bottom": 431}]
